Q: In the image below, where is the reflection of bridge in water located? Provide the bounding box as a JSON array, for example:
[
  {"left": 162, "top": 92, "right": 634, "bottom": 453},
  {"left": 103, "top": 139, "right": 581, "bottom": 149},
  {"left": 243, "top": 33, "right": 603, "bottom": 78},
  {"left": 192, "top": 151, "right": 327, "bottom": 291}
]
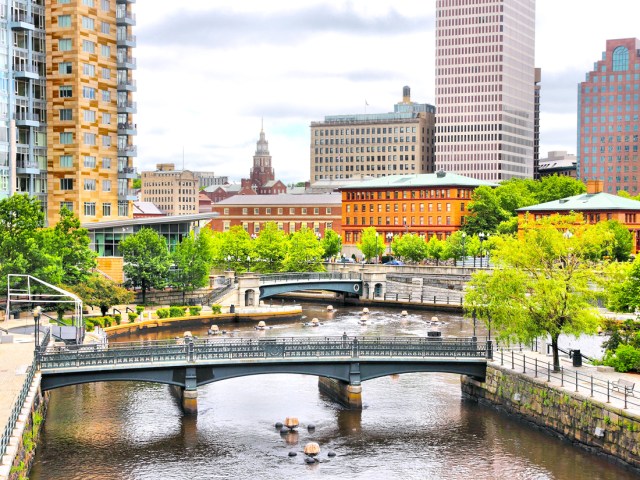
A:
[{"left": 39, "top": 335, "right": 491, "bottom": 413}]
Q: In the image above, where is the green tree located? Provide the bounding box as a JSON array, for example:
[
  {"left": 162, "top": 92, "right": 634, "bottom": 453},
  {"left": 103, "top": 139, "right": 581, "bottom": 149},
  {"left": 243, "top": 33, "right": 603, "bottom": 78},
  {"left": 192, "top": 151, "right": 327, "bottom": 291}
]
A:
[
  {"left": 0, "top": 194, "right": 62, "bottom": 284},
  {"left": 495, "top": 178, "right": 538, "bottom": 215},
  {"left": 600, "top": 220, "right": 633, "bottom": 261},
  {"left": 46, "top": 207, "right": 97, "bottom": 285},
  {"left": 68, "top": 274, "right": 134, "bottom": 316},
  {"left": 320, "top": 228, "right": 342, "bottom": 260},
  {"left": 253, "top": 222, "right": 288, "bottom": 273},
  {"left": 463, "top": 186, "right": 510, "bottom": 235},
  {"left": 119, "top": 228, "right": 171, "bottom": 304},
  {"left": 391, "top": 233, "right": 427, "bottom": 263},
  {"left": 464, "top": 215, "right": 603, "bottom": 371},
  {"left": 282, "top": 227, "right": 325, "bottom": 272},
  {"left": 533, "top": 175, "right": 587, "bottom": 204},
  {"left": 357, "top": 227, "right": 385, "bottom": 262},
  {"left": 132, "top": 177, "right": 141, "bottom": 189},
  {"left": 604, "top": 258, "right": 640, "bottom": 313},
  {"left": 172, "top": 232, "right": 212, "bottom": 303},
  {"left": 219, "top": 226, "right": 253, "bottom": 273},
  {"left": 442, "top": 231, "right": 468, "bottom": 261},
  {"left": 425, "top": 236, "right": 445, "bottom": 264}
]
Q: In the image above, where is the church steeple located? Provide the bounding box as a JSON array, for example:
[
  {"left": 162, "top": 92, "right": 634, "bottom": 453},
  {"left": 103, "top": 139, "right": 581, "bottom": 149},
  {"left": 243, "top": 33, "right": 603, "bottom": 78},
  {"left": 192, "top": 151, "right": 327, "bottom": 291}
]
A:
[{"left": 250, "top": 120, "right": 274, "bottom": 187}]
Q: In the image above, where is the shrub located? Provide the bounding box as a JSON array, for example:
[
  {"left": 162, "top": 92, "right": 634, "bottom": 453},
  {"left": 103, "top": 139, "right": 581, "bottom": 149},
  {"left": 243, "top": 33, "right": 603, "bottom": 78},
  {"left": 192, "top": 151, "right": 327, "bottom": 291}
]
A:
[
  {"left": 169, "top": 306, "right": 187, "bottom": 318},
  {"left": 103, "top": 316, "right": 114, "bottom": 327},
  {"left": 114, "top": 314, "right": 122, "bottom": 325},
  {"left": 211, "top": 304, "right": 222, "bottom": 314},
  {"left": 135, "top": 305, "right": 145, "bottom": 315},
  {"left": 128, "top": 312, "right": 138, "bottom": 322},
  {"left": 156, "top": 308, "right": 169, "bottom": 319},
  {"left": 604, "top": 344, "right": 640, "bottom": 372},
  {"left": 189, "top": 306, "right": 202, "bottom": 316}
]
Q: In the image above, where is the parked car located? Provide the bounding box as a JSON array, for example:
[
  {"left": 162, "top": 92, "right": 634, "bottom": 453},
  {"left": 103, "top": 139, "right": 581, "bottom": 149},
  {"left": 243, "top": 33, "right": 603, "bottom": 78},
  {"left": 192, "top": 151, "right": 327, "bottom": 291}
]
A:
[
  {"left": 337, "top": 257, "right": 356, "bottom": 264},
  {"left": 384, "top": 259, "right": 405, "bottom": 266}
]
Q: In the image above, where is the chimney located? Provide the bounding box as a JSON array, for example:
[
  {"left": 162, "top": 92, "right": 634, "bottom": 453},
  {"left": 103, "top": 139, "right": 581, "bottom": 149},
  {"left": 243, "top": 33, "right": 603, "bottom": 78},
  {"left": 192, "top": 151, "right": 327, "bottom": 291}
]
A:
[{"left": 586, "top": 180, "right": 603, "bottom": 194}]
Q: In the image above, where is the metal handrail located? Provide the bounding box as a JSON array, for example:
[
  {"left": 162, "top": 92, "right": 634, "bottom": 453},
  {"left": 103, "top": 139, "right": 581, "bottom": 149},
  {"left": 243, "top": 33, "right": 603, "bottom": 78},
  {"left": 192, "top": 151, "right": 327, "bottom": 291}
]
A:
[
  {"left": 39, "top": 336, "right": 491, "bottom": 370},
  {"left": 259, "top": 272, "right": 362, "bottom": 284},
  {"left": 382, "top": 292, "right": 463, "bottom": 306},
  {"left": 0, "top": 356, "right": 36, "bottom": 461},
  {"left": 496, "top": 349, "right": 640, "bottom": 410}
]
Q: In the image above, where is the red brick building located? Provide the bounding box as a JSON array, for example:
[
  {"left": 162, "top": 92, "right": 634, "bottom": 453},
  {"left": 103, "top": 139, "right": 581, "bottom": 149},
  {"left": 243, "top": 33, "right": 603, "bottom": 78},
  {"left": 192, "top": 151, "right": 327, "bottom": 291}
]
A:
[{"left": 209, "top": 194, "right": 342, "bottom": 236}]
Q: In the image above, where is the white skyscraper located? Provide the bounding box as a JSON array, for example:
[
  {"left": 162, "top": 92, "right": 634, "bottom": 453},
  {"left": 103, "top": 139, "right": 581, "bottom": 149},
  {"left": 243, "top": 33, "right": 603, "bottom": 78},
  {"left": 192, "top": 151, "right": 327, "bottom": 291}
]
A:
[{"left": 435, "top": 0, "right": 536, "bottom": 181}]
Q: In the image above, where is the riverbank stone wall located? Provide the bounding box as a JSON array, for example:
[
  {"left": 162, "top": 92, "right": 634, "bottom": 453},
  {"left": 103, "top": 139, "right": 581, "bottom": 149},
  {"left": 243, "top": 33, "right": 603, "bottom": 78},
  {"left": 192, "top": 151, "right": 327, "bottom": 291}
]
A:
[{"left": 462, "top": 365, "right": 640, "bottom": 470}]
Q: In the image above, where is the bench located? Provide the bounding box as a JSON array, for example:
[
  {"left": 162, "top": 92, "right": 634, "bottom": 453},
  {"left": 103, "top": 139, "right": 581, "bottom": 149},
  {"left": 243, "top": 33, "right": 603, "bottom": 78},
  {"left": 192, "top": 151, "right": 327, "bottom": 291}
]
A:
[{"left": 612, "top": 378, "right": 635, "bottom": 396}]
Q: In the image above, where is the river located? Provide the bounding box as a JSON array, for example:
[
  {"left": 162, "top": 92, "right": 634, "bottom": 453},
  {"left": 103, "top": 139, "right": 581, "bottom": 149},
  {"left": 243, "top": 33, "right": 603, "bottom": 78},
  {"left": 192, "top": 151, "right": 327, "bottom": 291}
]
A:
[{"left": 30, "top": 302, "right": 637, "bottom": 479}]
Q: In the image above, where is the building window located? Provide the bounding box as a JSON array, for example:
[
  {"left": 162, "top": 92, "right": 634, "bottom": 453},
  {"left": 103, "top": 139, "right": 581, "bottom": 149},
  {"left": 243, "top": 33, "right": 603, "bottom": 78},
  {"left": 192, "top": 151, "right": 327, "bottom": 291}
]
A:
[
  {"left": 102, "top": 157, "right": 112, "bottom": 169},
  {"left": 314, "top": 208, "right": 319, "bottom": 214},
  {"left": 102, "top": 67, "right": 111, "bottom": 79},
  {"left": 82, "top": 0, "right": 95, "bottom": 6},
  {"left": 101, "top": 45, "right": 110, "bottom": 57},
  {"left": 60, "top": 179, "right": 73, "bottom": 190},
  {"left": 118, "top": 201, "right": 128, "bottom": 217},
  {"left": 266, "top": 208, "right": 271, "bottom": 214},
  {"left": 101, "top": 0, "right": 110, "bottom": 11},
  {"left": 81, "top": 16, "right": 95, "bottom": 30},
  {"left": 103, "top": 179, "right": 111, "bottom": 192},
  {"left": 83, "top": 63, "right": 95, "bottom": 76},
  {"left": 278, "top": 208, "right": 283, "bottom": 214},
  {"left": 59, "top": 62, "right": 72, "bottom": 74},
  {"left": 82, "top": 87, "right": 96, "bottom": 99},
  {"left": 302, "top": 208, "right": 307, "bottom": 214},
  {"left": 101, "top": 89, "right": 111, "bottom": 102},
  {"left": 102, "top": 203, "right": 111, "bottom": 216},
  {"left": 84, "top": 179, "right": 96, "bottom": 191},
  {"left": 60, "top": 201, "right": 73, "bottom": 212},
  {"left": 84, "top": 156, "right": 96, "bottom": 168},
  {"left": 102, "top": 113, "right": 111, "bottom": 124},
  {"left": 84, "top": 133, "right": 96, "bottom": 145},
  {"left": 254, "top": 208, "right": 259, "bottom": 214},
  {"left": 223, "top": 208, "right": 229, "bottom": 215},
  {"left": 59, "top": 86, "right": 72, "bottom": 98},
  {"left": 83, "top": 109, "right": 96, "bottom": 122},
  {"left": 242, "top": 208, "right": 248, "bottom": 214},
  {"left": 613, "top": 46, "right": 629, "bottom": 72},
  {"left": 59, "top": 109, "right": 72, "bottom": 121},
  {"left": 60, "top": 155, "right": 72, "bottom": 167},
  {"left": 101, "top": 135, "right": 111, "bottom": 147},
  {"left": 58, "top": 39, "right": 72, "bottom": 51},
  {"left": 289, "top": 208, "right": 295, "bottom": 214},
  {"left": 60, "top": 132, "right": 73, "bottom": 144},
  {"left": 58, "top": 15, "right": 71, "bottom": 27},
  {"left": 82, "top": 40, "right": 95, "bottom": 53},
  {"left": 326, "top": 208, "right": 331, "bottom": 214},
  {"left": 84, "top": 202, "right": 96, "bottom": 216},
  {"left": 101, "top": 21, "right": 110, "bottom": 34}
]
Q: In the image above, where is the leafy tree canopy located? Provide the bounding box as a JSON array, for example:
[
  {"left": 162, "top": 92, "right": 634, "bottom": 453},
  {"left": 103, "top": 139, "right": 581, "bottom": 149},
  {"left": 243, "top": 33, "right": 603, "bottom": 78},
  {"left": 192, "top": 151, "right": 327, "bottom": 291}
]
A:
[
  {"left": 68, "top": 274, "right": 134, "bottom": 316},
  {"left": 391, "top": 233, "right": 427, "bottom": 263},
  {"left": 320, "top": 228, "right": 342, "bottom": 260},
  {"left": 283, "top": 227, "right": 324, "bottom": 272},
  {"left": 253, "top": 222, "right": 288, "bottom": 273},
  {"left": 357, "top": 227, "right": 385, "bottom": 261}
]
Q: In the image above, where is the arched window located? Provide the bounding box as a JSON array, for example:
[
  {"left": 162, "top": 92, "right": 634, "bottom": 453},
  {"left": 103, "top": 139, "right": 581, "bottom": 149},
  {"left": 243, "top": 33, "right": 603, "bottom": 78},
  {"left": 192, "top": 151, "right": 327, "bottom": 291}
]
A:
[{"left": 612, "top": 46, "right": 629, "bottom": 71}]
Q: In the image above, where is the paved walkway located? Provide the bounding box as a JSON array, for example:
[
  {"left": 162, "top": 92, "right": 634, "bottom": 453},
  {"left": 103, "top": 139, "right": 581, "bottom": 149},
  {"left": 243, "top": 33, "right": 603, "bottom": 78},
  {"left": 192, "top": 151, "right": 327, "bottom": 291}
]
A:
[{"left": 490, "top": 348, "right": 640, "bottom": 416}]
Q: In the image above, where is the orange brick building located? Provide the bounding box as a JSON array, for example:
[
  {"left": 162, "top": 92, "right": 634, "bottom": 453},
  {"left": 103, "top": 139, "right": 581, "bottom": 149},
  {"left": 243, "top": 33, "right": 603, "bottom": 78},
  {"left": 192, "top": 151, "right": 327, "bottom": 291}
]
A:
[
  {"left": 209, "top": 194, "right": 342, "bottom": 237},
  {"left": 517, "top": 180, "right": 640, "bottom": 253},
  {"left": 340, "top": 172, "right": 496, "bottom": 253}
]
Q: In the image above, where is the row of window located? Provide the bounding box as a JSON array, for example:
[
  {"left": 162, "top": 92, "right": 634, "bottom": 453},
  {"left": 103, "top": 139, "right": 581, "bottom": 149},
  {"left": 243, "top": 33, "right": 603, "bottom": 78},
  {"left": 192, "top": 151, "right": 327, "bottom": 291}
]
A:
[
  {"left": 314, "top": 126, "right": 417, "bottom": 136},
  {"left": 58, "top": 0, "right": 111, "bottom": 8},
  {"left": 223, "top": 207, "right": 333, "bottom": 216},
  {"left": 59, "top": 156, "right": 117, "bottom": 169},
  {"left": 59, "top": 132, "right": 113, "bottom": 147},
  {"left": 347, "top": 202, "right": 464, "bottom": 213},
  {"left": 345, "top": 216, "right": 462, "bottom": 227},
  {"left": 60, "top": 178, "right": 127, "bottom": 192},
  {"left": 222, "top": 221, "right": 332, "bottom": 235},
  {"left": 62, "top": 200, "right": 129, "bottom": 218},
  {"left": 344, "top": 189, "right": 471, "bottom": 200}
]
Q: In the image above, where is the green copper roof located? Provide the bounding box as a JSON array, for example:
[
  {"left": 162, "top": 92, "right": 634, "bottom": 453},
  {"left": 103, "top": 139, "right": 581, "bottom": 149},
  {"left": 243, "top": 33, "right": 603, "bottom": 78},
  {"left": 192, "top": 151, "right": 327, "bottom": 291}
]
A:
[
  {"left": 339, "top": 173, "right": 497, "bottom": 190},
  {"left": 517, "top": 192, "right": 640, "bottom": 212}
]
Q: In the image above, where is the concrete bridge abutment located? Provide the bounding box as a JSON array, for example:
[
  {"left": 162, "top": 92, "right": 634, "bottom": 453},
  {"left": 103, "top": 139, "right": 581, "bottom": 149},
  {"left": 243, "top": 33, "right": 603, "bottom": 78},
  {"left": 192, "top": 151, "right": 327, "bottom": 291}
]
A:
[{"left": 318, "top": 377, "right": 362, "bottom": 409}]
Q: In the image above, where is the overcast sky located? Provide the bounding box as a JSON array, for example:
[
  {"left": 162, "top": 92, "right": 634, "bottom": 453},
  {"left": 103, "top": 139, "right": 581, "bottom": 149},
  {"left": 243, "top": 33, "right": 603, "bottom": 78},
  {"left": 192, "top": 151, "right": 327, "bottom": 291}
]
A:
[{"left": 133, "top": 0, "right": 640, "bottom": 184}]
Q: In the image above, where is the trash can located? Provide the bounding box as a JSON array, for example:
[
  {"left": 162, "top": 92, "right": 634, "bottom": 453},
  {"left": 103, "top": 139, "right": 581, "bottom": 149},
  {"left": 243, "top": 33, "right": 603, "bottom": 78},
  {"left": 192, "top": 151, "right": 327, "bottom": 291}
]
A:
[
  {"left": 572, "top": 349, "right": 582, "bottom": 367},
  {"left": 229, "top": 304, "right": 235, "bottom": 314},
  {"left": 11, "top": 310, "right": 19, "bottom": 319}
]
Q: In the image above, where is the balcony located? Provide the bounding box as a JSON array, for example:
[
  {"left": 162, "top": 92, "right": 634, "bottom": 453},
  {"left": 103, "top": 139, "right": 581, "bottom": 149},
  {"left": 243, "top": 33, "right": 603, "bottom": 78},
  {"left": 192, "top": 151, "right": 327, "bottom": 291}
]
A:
[
  {"left": 117, "top": 33, "right": 136, "bottom": 48},
  {"left": 13, "top": 64, "right": 39, "bottom": 80},
  {"left": 16, "top": 160, "right": 40, "bottom": 175},
  {"left": 116, "top": 11, "right": 136, "bottom": 26},
  {"left": 118, "top": 166, "right": 138, "bottom": 179},
  {"left": 117, "top": 55, "right": 137, "bottom": 70},
  {"left": 117, "top": 122, "right": 137, "bottom": 135},
  {"left": 117, "top": 78, "right": 137, "bottom": 92},
  {"left": 118, "top": 188, "right": 138, "bottom": 201},
  {"left": 10, "top": 11, "right": 34, "bottom": 30},
  {"left": 117, "top": 100, "right": 137, "bottom": 114},
  {"left": 118, "top": 145, "right": 137, "bottom": 157},
  {"left": 15, "top": 112, "right": 40, "bottom": 127}
]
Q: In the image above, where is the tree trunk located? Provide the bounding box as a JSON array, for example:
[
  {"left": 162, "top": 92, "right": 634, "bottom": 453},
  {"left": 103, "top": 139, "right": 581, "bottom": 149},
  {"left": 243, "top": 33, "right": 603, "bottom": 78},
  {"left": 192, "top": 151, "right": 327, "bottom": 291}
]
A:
[
  {"left": 551, "top": 334, "right": 560, "bottom": 372},
  {"left": 100, "top": 306, "right": 108, "bottom": 316},
  {"left": 182, "top": 289, "right": 186, "bottom": 305},
  {"left": 142, "top": 279, "right": 147, "bottom": 305}
]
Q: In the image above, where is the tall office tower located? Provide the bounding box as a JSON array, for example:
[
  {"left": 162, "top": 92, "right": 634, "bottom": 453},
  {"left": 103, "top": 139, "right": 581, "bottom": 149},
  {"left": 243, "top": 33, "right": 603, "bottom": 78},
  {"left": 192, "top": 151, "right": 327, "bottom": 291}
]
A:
[
  {"left": 310, "top": 86, "right": 436, "bottom": 183},
  {"left": 45, "top": 0, "right": 136, "bottom": 225},
  {"left": 0, "top": 1, "right": 48, "bottom": 207},
  {"left": 578, "top": 38, "right": 640, "bottom": 195},
  {"left": 533, "top": 67, "right": 541, "bottom": 179},
  {"left": 435, "top": 0, "right": 536, "bottom": 181}
]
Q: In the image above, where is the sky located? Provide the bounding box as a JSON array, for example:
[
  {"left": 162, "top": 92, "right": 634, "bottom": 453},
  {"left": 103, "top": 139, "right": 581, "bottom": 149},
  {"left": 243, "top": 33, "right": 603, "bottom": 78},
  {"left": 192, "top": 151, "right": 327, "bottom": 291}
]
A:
[{"left": 133, "top": 0, "right": 640, "bottom": 184}]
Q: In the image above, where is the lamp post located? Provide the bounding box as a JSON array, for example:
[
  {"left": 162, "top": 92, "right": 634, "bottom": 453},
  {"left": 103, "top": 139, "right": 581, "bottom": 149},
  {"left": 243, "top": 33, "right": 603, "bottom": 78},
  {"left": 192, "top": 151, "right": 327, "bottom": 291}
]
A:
[
  {"left": 386, "top": 232, "right": 393, "bottom": 255},
  {"left": 375, "top": 233, "right": 378, "bottom": 264},
  {"left": 33, "top": 306, "right": 42, "bottom": 353},
  {"left": 461, "top": 232, "right": 467, "bottom": 266},
  {"left": 478, "top": 232, "right": 485, "bottom": 267}
]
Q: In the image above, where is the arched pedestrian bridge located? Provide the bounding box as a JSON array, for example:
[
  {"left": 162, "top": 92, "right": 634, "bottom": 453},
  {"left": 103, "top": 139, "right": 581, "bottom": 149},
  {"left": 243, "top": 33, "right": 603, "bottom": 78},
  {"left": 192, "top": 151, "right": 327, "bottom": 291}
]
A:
[
  {"left": 38, "top": 335, "right": 491, "bottom": 413},
  {"left": 257, "top": 272, "right": 363, "bottom": 300}
]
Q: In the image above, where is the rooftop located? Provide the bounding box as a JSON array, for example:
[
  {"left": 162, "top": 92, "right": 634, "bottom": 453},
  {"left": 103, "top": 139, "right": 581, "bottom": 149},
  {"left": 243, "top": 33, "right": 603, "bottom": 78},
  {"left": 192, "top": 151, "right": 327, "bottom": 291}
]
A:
[
  {"left": 339, "top": 172, "right": 497, "bottom": 190},
  {"left": 214, "top": 193, "right": 341, "bottom": 206},
  {"left": 133, "top": 201, "right": 164, "bottom": 216},
  {"left": 517, "top": 192, "right": 640, "bottom": 212},
  {"left": 82, "top": 212, "right": 218, "bottom": 230}
]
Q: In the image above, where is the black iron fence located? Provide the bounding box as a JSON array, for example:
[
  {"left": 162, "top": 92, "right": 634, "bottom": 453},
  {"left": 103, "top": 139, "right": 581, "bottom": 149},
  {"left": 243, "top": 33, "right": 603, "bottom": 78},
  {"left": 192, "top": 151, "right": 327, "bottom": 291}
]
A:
[{"left": 39, "top": 336, "right": 491, "bottom": 370}]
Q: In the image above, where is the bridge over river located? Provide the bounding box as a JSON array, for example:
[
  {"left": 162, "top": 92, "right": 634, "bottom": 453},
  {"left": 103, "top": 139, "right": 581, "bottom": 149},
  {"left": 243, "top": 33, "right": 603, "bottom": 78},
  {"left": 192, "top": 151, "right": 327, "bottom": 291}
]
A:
[{"left": 38, "top": 335, "right": 491, "bottom": 413}]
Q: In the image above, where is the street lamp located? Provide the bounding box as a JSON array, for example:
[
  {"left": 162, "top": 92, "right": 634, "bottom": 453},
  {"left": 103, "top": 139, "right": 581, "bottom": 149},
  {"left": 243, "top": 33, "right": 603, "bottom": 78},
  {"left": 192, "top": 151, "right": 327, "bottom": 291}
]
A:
[
  {"left": 375, "top": 233, "right": 378, "bottom": 264},
  {"left": 386, "top": 232, "right": 393, "bottom": 255},
  {"left": 33, "top": 306, "right": 42, "bottom": 352},
  {"left": 461, "top": 232, "right": 467, "bottom": 266}
]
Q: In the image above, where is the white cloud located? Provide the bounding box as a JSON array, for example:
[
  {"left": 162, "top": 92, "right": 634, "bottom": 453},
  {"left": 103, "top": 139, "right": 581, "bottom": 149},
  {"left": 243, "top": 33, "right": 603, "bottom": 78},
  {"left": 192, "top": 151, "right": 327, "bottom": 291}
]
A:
[{"left": 132, "top": 0, "right": 640, "bottom": 181}]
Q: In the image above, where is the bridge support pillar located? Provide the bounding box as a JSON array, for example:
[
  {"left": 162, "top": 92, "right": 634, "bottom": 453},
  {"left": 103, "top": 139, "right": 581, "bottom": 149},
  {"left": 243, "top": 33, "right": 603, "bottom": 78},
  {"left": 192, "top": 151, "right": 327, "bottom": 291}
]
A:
[
  {"left": 318, "top": 377, "right": 362, "bottom": 409},
  {"left": 181, "top": 388, "right": 198, "bottom": 415}
]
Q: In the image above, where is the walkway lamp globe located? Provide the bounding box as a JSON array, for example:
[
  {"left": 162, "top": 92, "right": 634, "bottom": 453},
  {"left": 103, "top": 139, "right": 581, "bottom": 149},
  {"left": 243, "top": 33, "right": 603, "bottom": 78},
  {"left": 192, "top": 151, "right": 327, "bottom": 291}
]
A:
[
  {"left": 33, "top": 305, "right": 42, "bottom": 350},
  {"left": 386, "top": 232, "right": 393, "bottom": 254}
]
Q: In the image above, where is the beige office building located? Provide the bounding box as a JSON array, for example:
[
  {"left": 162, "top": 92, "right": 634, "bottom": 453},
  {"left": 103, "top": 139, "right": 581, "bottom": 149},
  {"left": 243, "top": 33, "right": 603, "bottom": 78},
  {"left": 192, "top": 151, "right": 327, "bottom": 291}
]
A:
[
  {"left": 435, "top": 0, "right": 536, "bottom": 181},
  {"left": 310, "top": 86, "right": 435, "bottom": 184},
  {"left": 140, "top": 163, "right": 199, "bottom": 216}
]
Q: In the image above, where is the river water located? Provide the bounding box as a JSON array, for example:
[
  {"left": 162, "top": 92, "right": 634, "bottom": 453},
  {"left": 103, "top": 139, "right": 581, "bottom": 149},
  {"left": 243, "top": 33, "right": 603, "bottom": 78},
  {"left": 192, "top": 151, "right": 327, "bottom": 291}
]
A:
[{"left": 30, "top": 302, "right": 637, "bottom": 479}]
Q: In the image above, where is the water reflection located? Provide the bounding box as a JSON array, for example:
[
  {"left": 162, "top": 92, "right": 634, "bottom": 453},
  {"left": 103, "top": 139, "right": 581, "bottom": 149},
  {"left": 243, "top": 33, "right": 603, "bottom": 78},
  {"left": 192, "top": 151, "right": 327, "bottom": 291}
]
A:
[{"left": 30, "top": 302, "right": 636, "bottom": 480}]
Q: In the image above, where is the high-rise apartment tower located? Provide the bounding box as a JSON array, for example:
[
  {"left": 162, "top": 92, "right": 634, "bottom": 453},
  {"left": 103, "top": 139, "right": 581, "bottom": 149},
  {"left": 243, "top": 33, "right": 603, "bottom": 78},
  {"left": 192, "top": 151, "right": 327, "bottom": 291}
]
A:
[
  {"left": 46, "top": 0, "right": 136, "bottom": 225},
  {"left": 435, "top": 0, "right": 536, "bottom": 181},
  {"left": 577, "top": 38, "right": 640, "bottom": 194}
]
